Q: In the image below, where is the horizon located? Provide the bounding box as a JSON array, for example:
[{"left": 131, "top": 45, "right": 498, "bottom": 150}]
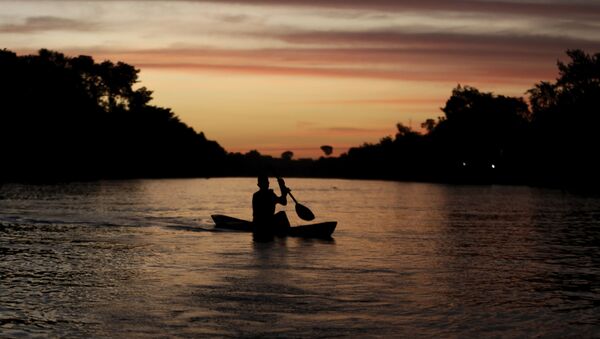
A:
[{"left": 2, "top": 0, "right": 600, "bottom": 158}]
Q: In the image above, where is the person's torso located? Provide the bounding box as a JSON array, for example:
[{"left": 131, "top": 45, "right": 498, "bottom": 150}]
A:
[{"left": 252, "top": 189, "right": 276, "bottom": 223}]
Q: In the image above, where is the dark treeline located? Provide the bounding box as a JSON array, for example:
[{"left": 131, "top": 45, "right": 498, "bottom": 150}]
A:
[
  {"left": 245, "top": 49, "right": 600, "bottom": 191},
  {"left": 322, "top": 49, "right": 600, "bottom": 190},
  {"left": 1, "top": 48, "right": 599, "bottom": 190},
  {"left": 0, "top": 49, "right": 226, "bottom": 181}
]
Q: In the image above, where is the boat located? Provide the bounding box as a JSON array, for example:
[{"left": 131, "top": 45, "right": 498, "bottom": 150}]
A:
[{"left": 211, "top": 214, "right": 337, "bottom": 238}]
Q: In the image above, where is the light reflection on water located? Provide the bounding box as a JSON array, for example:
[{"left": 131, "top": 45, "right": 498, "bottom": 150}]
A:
[{"left": 1, "top": 178, "right": 599, "bottom": 337}]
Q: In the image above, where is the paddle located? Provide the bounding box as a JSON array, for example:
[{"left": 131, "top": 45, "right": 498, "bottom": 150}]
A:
[{"left": 276, "top": 176, "right": 315, "bottom": 221}]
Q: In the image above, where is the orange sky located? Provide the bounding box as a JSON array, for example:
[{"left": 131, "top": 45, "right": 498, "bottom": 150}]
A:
[{"left": 2, "top": 0, "right": 600, "bottom": 158}]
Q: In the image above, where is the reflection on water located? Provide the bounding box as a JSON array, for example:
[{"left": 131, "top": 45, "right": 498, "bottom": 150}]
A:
[{"left": 1, "top": 179, "right": 599, "bottom": 337}]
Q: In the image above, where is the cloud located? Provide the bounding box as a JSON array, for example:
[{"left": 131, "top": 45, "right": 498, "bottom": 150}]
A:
[
  {"left": 313, "top": 98, "right": 444, "bottom": 106},
  {"left": 215, "top": 14, "right": 250, "bottom": 24},
  {"left": 53, "top": 41, "right": 564, "bottom": 84},
  {"left": 273, "top": 30, "right": 600, "bottom": 55},
  {"left": 11, "top": 4, "right": 598, "bottom": 85},
  {"left": 0, "top": 16, "right": 97, "bottom": 34},
  {"left": 122, "top": 61, "right": 550, "bottom": 84},
  {"left": 187, "top": 0, "right": 600, "bottom": 19},
  {"left": 14, "top": 1, "right": 598, "bottom": 19}
]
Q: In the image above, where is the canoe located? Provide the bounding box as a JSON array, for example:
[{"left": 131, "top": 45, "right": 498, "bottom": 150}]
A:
[{"left": 211, "top": 214, "right": 337, "bottom": 238}]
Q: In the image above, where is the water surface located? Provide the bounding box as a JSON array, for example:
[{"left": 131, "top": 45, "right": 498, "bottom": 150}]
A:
[{"left": 1, "top": 178, "right": 599, "bottom": 337}]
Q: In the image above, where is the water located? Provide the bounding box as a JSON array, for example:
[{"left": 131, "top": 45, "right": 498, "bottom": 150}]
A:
[{"left": 1, "top": 178, "right": 599, "bottom": 337}]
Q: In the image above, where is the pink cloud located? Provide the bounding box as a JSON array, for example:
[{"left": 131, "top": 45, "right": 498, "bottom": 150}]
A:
[{"left": 46, "top": 44, "right": 562, "bottom": 85}]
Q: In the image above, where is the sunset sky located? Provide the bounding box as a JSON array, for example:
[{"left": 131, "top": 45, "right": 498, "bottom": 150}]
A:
[{"left": 2, "top": 1, "right": 600, "bottom": 157}]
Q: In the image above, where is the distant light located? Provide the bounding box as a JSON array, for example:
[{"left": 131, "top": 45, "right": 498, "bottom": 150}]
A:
[
  {"left": 491, "top": 164, "right": 496, "bottom": 169},
  {"left": 462, "top": 162, "right": 466, "bottom": 166}
]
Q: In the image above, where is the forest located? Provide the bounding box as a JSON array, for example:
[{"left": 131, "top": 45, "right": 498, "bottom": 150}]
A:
[
  {"left": 1, "top": 48, "right": 598, "bottom": 190},
  {"left": 0, "top": 48, "right": 226, "bottom": 181}
]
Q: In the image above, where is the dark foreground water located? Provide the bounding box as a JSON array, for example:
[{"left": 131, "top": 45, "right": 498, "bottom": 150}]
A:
[{"left": 1, "top": 178, "right": 599, "bottom": 337}]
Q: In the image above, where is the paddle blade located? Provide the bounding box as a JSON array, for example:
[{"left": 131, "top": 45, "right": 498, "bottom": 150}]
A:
[{"left": 295, "top": 203, "right": 315, "bottom": 221}]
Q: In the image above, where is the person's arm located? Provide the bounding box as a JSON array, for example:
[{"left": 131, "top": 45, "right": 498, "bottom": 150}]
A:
[{"left": 275, "top": 177, "right": 289, "bottom": 206}]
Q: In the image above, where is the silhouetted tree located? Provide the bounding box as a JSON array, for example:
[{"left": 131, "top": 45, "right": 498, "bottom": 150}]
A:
[
  {"left": 395, "top": 123, "right": 419, "bottom": 138},
  {"left": 245, "top": 150, "right": 262, "bottom": 158},
  {"left": 281, "top": 151, "right": 294, "bottom": 160},
  {"left": 427, "top": 85, "right": 530, "bottom": 182},
  {"left": 527, "top": 49, "right": 600, "bottom": 188},
  {"left": 320, "top": 145, "right": 333, "bottom": 156},
  {"left": 0, "top": 49, "right": 225, "bottom": 181},
  {"left": 421, "top": 119, "right": 437, "bottom": 133}
]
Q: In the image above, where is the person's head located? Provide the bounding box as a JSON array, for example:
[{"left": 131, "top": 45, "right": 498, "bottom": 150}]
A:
[{"left": 257, "top": 175, "right": 269, "bottom": 190}]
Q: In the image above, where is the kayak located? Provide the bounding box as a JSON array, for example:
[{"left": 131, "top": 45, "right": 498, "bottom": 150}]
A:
[
  {"left": 212, "top": 214, "right": 337, "bottom": 238},
  {"left": 211, "top": 214, "right": 337, "bottom": 238}
]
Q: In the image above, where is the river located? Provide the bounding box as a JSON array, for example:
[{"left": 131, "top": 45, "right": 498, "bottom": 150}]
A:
[{"left": 1, "top": 178, "right": 599, "bottom": 337}]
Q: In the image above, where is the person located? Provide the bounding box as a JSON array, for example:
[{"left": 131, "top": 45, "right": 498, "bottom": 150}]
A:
[{"left": 252, "top": 175, "right": 290, "bottom": 235}]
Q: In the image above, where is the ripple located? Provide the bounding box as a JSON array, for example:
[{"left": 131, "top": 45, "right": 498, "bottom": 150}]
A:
[{"left": 2, "top": 179, "right": 600, "bottom": 337}]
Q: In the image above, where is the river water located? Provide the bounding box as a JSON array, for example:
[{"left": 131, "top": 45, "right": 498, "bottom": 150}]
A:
[{"left": 1, "top": 178, "right": 599, "bottom": 337}]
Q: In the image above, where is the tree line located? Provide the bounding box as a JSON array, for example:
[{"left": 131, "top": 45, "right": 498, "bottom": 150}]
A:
[
  {"left": 308, "top": 49, "right": 600, "bottom": 190},
  {"left": 0, "top": 48, "right": 226, "bottom": 181},
  {"left": 1, "top": 48, "right": 598, "bottom": 190}
]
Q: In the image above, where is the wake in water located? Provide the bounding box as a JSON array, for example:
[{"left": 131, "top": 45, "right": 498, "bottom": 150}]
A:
[{"left": 163, "top": 225, "right": 229, "bottom": 233}]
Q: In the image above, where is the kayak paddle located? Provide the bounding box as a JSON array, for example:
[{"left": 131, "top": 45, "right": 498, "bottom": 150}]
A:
[
  {"left": 287, "top": 190, "right": 315, "bottom": 221},
  {"left": 275, "top": 176, "right": 315, "bottom": 221}
]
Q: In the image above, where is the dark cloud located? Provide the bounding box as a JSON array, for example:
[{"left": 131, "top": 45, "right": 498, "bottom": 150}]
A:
[
  {"left": 0, "top": 16, "right": 96, "bottom": 34},
  {"left": 274, "top": 30, "right": 600, "bottom": 56},
  {"left": 189, "top": 0, "right": 600, "bottom": 19}
]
